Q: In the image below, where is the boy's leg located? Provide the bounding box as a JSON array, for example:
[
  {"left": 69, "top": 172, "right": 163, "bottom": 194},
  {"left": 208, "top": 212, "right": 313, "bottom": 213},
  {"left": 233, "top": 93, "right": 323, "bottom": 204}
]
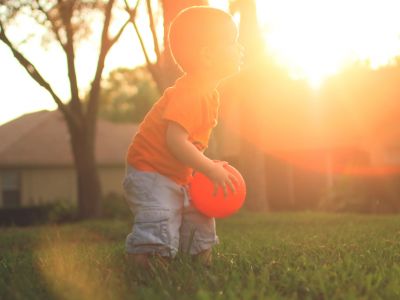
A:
[
  {"left": 193, "top": 248, "right": 213, "bottom": 266},
  {"left": 180, "top": 199, "right": 219, "bottom": 265},
  {"left": 123, "top": 167, "right": 184, "bottom": 268}
]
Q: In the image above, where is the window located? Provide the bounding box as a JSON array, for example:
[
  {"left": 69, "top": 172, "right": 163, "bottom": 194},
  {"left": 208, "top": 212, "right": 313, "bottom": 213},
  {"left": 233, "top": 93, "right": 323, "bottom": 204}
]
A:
[{"left": 1, "top": 171, "right": 21, "bottom": 208}]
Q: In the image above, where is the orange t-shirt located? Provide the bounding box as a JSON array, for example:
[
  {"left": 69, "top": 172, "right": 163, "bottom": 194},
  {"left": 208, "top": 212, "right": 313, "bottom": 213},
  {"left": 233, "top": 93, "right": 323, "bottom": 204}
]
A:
[{"left": 126, "top": 74, "right": 220, "bottom": 185}]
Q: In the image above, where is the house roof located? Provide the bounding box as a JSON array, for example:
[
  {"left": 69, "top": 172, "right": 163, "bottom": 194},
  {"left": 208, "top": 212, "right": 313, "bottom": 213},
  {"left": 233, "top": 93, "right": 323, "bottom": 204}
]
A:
[{"left": 0, "top": 110, "right": 137, "bottom": 167}]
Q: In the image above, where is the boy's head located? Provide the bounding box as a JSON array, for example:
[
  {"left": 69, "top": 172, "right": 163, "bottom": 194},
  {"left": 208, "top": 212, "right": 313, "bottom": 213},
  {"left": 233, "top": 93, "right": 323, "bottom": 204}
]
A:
[{"left": 168, "top": 6, "right": 242, "bottom": 77}]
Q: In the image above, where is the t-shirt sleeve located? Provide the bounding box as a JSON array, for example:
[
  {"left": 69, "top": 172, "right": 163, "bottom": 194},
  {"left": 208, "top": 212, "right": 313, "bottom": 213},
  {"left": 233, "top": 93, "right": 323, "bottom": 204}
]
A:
[{"left": 162, "top": 92, "right": 201, "bottom": 134}]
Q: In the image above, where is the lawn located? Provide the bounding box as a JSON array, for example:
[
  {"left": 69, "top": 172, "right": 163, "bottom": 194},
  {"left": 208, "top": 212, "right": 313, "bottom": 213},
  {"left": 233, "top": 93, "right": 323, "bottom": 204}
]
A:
[{"left": 1, "top": 212, "right": 400, "bottom": 300}]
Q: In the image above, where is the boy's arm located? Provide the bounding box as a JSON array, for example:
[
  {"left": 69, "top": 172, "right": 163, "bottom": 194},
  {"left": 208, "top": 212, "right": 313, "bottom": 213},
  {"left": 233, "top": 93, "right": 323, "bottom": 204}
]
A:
[{"left": 166, "top": 121, "right": 236, "bottom": 196}]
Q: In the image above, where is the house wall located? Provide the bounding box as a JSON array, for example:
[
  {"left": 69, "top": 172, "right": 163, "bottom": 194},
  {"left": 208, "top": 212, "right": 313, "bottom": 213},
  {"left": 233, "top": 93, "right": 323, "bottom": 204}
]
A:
[
  {"left": 371, "top": 146, "right": 400, "bottom": 166},
  {"left": 99, "top": 166, "right": 125, "bottom": 197},
  {"left": 0, "top": 175, "right": 2, "bottom": 206},
  {"left": 18, "top": 166, "right": 125, "bottom": 207},
  {"left": 21, "top": 168, "right": 77, "bottom": 206}
]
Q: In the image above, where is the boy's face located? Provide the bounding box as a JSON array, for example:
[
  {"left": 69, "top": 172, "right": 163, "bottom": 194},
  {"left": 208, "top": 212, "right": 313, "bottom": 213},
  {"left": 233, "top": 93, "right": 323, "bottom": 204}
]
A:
[
  {"left": 212, "top": 39, "right": 244, "bottom": 78},
  {"left": 201, "top": 34, "right": 244, "bottom": 80}
]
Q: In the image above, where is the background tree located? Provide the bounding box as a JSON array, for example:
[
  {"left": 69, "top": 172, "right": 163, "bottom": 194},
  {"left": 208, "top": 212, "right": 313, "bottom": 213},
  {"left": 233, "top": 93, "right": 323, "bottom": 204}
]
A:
[
  {"left": 0, "top": 0, "right": 132, "bottom": 218},
  {"left": 0, "top": 0, "right": 208, "bottom": 218},
  {"left": 217, "top": 0, "right": 271, "bottom": 210},
  {"left": 99, "top": 66, "right": 159, "bottom": 123}
]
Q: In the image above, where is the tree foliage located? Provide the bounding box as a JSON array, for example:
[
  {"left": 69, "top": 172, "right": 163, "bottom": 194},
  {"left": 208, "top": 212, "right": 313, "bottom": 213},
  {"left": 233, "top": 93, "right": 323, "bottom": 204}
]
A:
[{"left": 99, "top": 66, "right": 159, "bottom": 123}]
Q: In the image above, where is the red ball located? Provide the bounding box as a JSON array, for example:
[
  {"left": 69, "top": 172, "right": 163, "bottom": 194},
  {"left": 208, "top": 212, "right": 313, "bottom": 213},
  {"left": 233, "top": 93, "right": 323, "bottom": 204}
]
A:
[{"left": 189, "top": 164, "right": 246, "bottom": 218}]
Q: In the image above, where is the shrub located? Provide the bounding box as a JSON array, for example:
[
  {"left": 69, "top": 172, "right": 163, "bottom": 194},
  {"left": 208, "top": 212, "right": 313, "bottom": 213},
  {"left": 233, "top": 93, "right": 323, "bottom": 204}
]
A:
[
  {"left": 318, "top": 175, "right": 400, "bottom": 213},
  {"left": 101, "top": 193, "right": 131, "bottom": 219}
]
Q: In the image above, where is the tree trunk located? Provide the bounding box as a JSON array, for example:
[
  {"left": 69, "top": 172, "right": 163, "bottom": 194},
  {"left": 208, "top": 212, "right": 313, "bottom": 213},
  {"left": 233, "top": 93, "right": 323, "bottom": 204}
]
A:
[
  {"left": 69, "top": 122, "right": 102, "bottom": 218},
  {"left": 228, "top": 0, "right": 269, "bottom": 210},
  {"left": 240, "top": 139, "right": 269, "bottom": 211}
]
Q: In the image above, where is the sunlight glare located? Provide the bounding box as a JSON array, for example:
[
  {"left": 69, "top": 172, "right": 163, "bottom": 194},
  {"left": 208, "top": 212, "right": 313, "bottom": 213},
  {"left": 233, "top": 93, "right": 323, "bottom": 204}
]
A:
[
  {"left": 209, "top": 0, "right": 230, "bottom": 11},
  {"left": 255, "top": 0, "right": 400, "bottom": 88}
]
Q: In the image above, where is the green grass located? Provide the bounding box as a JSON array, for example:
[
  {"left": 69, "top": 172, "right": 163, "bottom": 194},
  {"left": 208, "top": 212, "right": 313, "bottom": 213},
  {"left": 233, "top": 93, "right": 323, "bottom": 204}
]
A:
[{"left": 1, "top": 212, "right": 400, "bottom": 300}]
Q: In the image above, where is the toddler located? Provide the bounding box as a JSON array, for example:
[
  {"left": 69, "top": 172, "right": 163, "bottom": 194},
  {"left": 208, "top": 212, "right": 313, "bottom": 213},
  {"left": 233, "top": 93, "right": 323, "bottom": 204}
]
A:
[{"left": 123, "top": 6, "right": 244, "bottom": 268}]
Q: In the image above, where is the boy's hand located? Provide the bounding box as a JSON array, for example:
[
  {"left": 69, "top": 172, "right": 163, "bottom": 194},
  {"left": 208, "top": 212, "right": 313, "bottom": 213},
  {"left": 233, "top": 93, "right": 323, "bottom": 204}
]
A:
[
  {"left": 165, "top": 122, "right": 237, "bottom": 197},
  {"left": 205, "top": 161, "right": 238, "bottom": 197}
]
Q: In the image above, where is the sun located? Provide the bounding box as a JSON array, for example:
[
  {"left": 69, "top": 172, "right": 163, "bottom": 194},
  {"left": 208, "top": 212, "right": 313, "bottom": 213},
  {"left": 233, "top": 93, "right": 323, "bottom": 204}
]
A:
[{"left": 218, "top": 0, "right": 400, "bottom": 89}]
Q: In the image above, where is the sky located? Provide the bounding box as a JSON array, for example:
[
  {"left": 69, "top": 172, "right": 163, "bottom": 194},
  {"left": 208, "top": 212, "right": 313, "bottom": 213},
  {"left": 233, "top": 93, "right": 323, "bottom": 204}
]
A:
[{"left": 1, "top": 0, "right": 400, "bottom": 125}]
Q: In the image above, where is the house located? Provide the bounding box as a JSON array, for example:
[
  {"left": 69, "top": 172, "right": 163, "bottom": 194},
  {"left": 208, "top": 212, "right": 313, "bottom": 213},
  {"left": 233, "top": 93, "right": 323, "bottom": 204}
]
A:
[{"left": 0, "top": 110, "right": 137, "bottom": 208}]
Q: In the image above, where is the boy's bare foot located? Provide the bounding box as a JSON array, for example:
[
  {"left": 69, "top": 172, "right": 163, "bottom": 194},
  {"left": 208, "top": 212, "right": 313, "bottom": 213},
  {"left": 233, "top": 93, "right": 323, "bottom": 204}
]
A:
[
  {"left": 194, "top": 249, "right": 212, "bottom": 267},
  {"left": 126, "top": 253, "right": 150, "bottom": 269},
  {"left": 126, "top": 253, "right": 170, "bottom": 270}
]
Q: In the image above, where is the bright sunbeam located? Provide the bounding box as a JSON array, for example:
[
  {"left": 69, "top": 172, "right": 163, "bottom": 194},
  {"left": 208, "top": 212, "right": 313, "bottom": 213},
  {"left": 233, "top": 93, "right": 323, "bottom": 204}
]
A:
[{"left": 254, "top": 0, "right": 400, "bottom": 88}]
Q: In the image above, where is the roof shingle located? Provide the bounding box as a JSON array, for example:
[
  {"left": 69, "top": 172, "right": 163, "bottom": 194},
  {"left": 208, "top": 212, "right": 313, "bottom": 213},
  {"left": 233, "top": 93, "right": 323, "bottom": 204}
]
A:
[{"left": 0, "top": 110, "right": 137, "bottom": 167}]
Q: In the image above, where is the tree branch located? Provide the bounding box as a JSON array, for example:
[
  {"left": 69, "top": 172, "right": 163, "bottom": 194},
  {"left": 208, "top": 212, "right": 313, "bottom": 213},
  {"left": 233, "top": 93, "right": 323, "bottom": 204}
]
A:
[
  {"left": 36, "top": 1, "right": 67, "bottom": 51},
  {"left": 125, "top": 0, "right": 164, "bottom": 92},
  {"left": 86, "top": 0, "right": 115, "bottom": 130},
  {"left": 59, "top": 0, "right": 82, "bottom": 116},
  {"left": 109, "top": 18, "right": 130, "bottom": 48},
  {"left": 132, "top": 18, "right": 152, "bottom": 66},
  {"left": 124, "top": 0, "right": 141, "bottom": 16},
  {"left": 0, "top": 21, "right": 78, "bottom": 128},
  {"left": 124, "top": 0, "right": 152, "bottom": 71},
  {"left": 146, "top": 0, "right": 161, "bottom": 61}
]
